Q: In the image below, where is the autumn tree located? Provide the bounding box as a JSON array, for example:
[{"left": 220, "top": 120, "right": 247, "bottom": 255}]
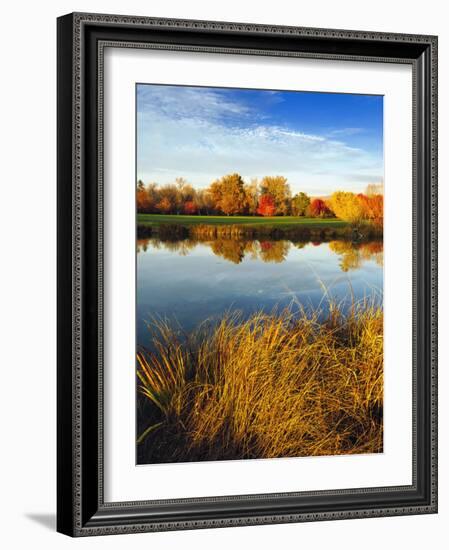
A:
[
  {"left": 328, "top": 191, "right": 364, "bottom": 225},
  {"left": 307, "top": 198, "right": 333, "bottom": 218},
  {"left": 146, "top": 183, "right": 159, "bottom": 212},
  {"left": 208, "top": 180, "right": 224, "bottom": 210},
  {"left": 208, "top": 173, "right": 248, "bottom": 215},
  {"left": 137, "top": 185, "right": 151, "bottom": 212},
  {"left": 291, "top": 192, "right": 311, "bottom": 216},
  {"left": 358, "top": 193, "right": 383, "bottom": 226},
  {"left": 369, "top": 194, "right": 383, "bottom": 226},
  {"left": 158, "top": 184, "right": 181, "bottom": 214},
  {"left": 156, "top": 196, "right": 172, "bottom": 213},
  {"left": 245, "top": 178, "right": 260, "bottom": 215},
  {"left": 184, "top": 200, "right": 197, "bottom": 215},
  {"left": 175, "top": 177, "right": 196, "bottom": 207},
  {"left": 195, "top": 189, "right": 215, "bottom": 215},
  {"left": 137, "top": 181, "right": 158, "bottom": 213},
  {"left": 259, "top": 176, "right": 291, "bottom": 215},
  {"left": 257, "top": 194, "right": 276, "bottom": 216}
]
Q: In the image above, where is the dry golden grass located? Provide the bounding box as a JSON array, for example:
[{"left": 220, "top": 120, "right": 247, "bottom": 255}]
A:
[{"left": 137, "top": 300, "right": 383, "bottom": 463}]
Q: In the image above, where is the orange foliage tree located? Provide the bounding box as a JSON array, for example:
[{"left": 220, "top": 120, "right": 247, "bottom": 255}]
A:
[
  {"left": 358, "top": 193, "right": 383, "bottom": 226},
  {"left": 137, "top": 189, "right": 152, "bottom": 212},
  {"left": 156, "top": 197, "right": 172, "bottom": 213},
  {"left": 209, "top": 173, "right": 248, "bottom": 215}
]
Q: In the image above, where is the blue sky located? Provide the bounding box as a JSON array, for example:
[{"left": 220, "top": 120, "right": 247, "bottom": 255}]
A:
[{"left": 137, "top": 84, "right": 383, "bottom": 196}]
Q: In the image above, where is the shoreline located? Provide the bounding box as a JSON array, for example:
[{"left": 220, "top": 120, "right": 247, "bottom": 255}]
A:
[{"left": 137, "top": 221, "right": 382, "bottom": 242}]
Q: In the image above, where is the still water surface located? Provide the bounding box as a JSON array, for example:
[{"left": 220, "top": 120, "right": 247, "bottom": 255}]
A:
[{"left": 136, "top": 238, "right": 383, "bottom": 347}]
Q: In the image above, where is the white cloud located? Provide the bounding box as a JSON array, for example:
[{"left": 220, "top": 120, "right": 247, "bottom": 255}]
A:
[{"left": 137, "top": 85, "right": 250, "bottom": 122}]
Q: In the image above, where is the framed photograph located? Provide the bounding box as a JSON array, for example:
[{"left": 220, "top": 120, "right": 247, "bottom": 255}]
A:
[{"left": 57, "top": 12, "right": 438, "bottom": 536}]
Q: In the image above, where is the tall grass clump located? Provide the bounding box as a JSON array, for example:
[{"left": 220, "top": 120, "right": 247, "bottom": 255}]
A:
[{"left": 136, "top": 300, "right": 383, "bottom": 463}]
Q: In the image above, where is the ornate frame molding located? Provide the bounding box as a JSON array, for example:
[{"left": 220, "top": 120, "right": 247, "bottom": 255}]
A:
[{"left": 57, "top": 12, "right": 438, "bottom": 537}]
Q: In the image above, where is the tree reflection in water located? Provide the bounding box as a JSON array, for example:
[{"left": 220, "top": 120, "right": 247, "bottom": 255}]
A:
[{"left": 137, "top": 236, "right": 383, "bottom": 270}]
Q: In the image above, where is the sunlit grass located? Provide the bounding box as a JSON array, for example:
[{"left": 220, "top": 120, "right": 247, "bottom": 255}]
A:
[
  {"left": 136, "top": 298, "right": 383, "bottom": 463},
  {"left": 137, "top": 213, "right": 348, "bottom": 227}
]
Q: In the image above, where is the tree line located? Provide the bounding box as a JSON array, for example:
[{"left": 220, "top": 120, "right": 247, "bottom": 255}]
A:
[{"left": 137, "top": 174, "right": 383, "bottom": 225}]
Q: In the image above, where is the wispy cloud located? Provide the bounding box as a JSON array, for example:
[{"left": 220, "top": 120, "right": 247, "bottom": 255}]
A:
[
  {"left": 137, "top": 85, "right": 251, "bottom": 123},
  {"left": 326, "top": 127, "right": 365, "bottom": 137}
]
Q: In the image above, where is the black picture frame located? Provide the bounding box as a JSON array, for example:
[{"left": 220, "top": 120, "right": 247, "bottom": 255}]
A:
[{"left": 57, "top": 12, "right": 438, "bottom": 537}]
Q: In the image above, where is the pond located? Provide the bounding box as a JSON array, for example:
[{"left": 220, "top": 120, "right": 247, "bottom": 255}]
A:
[{"left": 136, "top": 236, "right": 383, "bottom": 349}]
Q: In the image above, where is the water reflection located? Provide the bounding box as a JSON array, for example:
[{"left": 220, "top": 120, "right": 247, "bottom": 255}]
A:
[
  {"left": 136, "top": 236, "right": 383, "bottom": 347},
  {"left": 329, "top": 240, "right": 383, "bottom": 272},
  {"left": 137, "top": 236, "right": 383, "bottom": 270}
]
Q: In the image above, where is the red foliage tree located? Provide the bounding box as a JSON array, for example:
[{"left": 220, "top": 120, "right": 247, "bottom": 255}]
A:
[
  {"left": 308, "top": 198, "right": 332, "bottom": 218},
  {"left": 184, "top": 200, "right": 197, "bottom": 215},
  {"left": 256, "top": 194, "right": 276, "bottom": 216}
]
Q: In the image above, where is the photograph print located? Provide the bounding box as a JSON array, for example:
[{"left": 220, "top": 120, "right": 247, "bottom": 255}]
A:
[{"left": 135, "top": 83, "right": 384, "bottom": 465}]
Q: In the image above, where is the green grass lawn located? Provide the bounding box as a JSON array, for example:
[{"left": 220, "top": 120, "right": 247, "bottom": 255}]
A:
[{"left": 137, "top": 214, "right": 348, "bottom": 228}]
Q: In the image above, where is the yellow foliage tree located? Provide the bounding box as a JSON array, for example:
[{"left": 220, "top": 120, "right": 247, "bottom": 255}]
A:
[{"left": 329, "top": 191, "right": 365, "bottom": 225}]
